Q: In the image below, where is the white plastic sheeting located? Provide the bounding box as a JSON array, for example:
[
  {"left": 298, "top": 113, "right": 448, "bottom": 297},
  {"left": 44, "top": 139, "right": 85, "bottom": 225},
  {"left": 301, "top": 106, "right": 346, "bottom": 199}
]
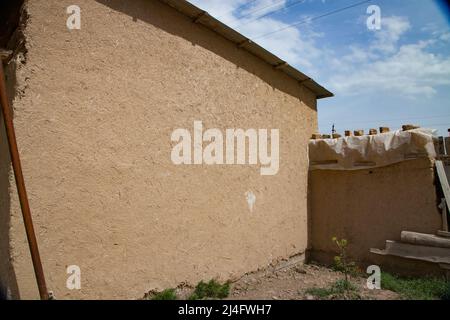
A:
[{"left": 309, "top": 128, "right": 438, "bottom": 170}]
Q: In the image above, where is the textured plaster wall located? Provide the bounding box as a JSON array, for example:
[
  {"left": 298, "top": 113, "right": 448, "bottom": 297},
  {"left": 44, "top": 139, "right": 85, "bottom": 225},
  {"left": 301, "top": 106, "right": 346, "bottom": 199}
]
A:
[
  {"left": 1, "top": 0, "right": 318, "bottom": 299},
  {"left": 308, "top": 158, "right": 443, "bottom": 272}
]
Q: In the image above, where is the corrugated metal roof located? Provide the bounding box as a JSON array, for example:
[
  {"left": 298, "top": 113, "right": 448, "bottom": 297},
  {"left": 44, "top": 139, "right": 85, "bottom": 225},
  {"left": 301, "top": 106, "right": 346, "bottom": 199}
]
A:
[{"left": 159, "top": 0, "right": 333, "bottom": 99}]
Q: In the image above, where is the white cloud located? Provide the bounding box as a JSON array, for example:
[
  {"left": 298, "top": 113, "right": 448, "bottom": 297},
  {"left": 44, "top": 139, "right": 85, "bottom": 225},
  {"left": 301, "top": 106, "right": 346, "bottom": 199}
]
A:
[
  {"left": 188, "top": 1, "right": 450, "bottom": 98},
  {"left": 327, "top": 16, "right": 450, "bottom": 98},
  {"left": 190, "top": 0, "right": 323, "bottom": 74},
  {"left": 371, "top": 16, "right": 411, "bottom": 54},
  {"left": 330, "top": 41, "right": 450, "bottom": 97}
]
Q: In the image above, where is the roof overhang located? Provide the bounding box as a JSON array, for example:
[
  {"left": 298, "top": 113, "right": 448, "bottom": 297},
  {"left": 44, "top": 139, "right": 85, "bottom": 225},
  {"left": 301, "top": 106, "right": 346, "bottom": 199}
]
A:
[{"left": 159, "top": 0, "right": 333, "bottom": 99}]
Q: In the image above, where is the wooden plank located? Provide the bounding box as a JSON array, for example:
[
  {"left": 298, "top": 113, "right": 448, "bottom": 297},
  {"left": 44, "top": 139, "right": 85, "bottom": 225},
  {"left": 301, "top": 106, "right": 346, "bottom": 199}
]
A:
[
  {"left": 371, "top": 240, "right": 450, "bottom": 264},
  {"left": 436, "top": 160, "right": 450, "bottom": 220},
  {"left": 401, "top": 231, "right": 450, "bottom": 248}
]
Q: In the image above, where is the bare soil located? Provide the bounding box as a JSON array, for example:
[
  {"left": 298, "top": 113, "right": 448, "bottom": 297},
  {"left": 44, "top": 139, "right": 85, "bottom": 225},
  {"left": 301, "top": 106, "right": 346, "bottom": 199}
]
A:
[{"left": 227, "top": 263, "right": 399, "bottom": 300}]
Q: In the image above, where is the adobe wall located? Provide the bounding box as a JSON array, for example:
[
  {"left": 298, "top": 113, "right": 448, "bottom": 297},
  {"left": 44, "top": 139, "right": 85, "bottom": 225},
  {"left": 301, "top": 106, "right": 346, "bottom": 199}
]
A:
[
  {"left": 308, "top": 157, "right": 443, "bottom": 274},
  {"left": 1, "top": 0, "right": 318, "bottom": 299}
]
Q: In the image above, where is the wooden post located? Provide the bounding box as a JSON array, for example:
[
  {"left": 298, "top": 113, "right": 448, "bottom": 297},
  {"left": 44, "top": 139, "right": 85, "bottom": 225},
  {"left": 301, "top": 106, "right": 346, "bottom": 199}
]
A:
[
  {"left": 439, "top": 198, "right": 449, "bottom": 232},
  {"left": 0, "top": 62, "right": 49, "bottom": 300},
  {"left": 437, "top": 136, "right": 445, "bottom": 156},
  {"left": 445, "top": 137, "right": 449, "bottom": 156},
  {"left": 436, "top": 160, "right": 450, "bottom": 232}
]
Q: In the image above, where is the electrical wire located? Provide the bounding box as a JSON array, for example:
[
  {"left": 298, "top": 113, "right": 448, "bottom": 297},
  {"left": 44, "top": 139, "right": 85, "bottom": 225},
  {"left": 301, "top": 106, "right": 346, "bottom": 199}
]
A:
[
  {"left": 251, "top": 0, "right": 372, "bottom": 40},
  {"left": 233, "top": 0, "right": 307, "bottom": 28}
]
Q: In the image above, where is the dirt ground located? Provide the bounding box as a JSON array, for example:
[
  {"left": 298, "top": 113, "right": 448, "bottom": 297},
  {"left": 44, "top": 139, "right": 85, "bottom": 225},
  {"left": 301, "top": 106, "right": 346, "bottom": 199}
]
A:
[{"left": 227, "top": 263, "right": 399, "bottom": 300}]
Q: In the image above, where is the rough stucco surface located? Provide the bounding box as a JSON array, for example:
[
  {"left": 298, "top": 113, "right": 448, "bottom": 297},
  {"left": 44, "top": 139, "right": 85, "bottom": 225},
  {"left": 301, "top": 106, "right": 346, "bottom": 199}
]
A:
[
  {"left": 308, "top": 157, "right": 443, "bottom": 271},
  {"left": 1, "top": 0, "right": 318, "bottom": 299}
]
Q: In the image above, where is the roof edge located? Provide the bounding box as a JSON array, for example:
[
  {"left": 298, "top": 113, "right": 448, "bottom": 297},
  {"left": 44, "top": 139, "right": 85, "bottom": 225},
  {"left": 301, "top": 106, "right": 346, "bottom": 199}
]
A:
[{"left": 159, "top": 0, "right": 333, "bottom": 99}]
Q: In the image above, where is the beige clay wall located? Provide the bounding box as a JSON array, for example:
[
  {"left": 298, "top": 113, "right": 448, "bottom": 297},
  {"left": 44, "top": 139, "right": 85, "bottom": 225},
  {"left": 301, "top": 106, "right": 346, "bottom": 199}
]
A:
[
  {"left": 0, "top": 0, "right": 318, "bottom": 299},
  {"left": 308, "top": 157, "right": 443, "bottom": 273}
]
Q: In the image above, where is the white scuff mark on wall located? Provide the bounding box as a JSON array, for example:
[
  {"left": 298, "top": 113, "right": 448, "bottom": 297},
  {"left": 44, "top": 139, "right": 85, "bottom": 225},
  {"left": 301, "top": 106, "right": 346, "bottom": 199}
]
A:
[{"left": 245, "top": 191, "right": 256, "bottom": 212}]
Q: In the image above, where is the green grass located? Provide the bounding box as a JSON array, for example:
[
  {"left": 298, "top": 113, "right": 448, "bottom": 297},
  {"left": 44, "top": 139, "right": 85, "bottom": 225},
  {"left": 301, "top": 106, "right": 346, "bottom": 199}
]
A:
[
  {"left": 188, "top": 279, "right": 230, "bottom": 300},
  {"left": 150, "top": 288, "right": 178, "bottom": 300},
  {"left": 381, "top": 272, "right": 450, "bottom": 300},
  {"left": 306, "top": 279, "right": 360, "bottom": 300}
]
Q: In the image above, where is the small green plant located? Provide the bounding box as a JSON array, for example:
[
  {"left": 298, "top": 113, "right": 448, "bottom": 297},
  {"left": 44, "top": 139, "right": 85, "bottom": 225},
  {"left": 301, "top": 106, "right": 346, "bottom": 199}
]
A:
[
  {"left": 381, "top": 272, "right": 450, "bottom": 300},
  {"left": 150, "top": 288, "right": 178, "bottom": 300},
  {"left": 332, "top": 237, "right": 359, "bottom": 282},
  {"left": 306, "top": 279, "right": 360, "bottom": 300},
  {"left": 188, "top": 279, "right": 230, "bottom": 300}
]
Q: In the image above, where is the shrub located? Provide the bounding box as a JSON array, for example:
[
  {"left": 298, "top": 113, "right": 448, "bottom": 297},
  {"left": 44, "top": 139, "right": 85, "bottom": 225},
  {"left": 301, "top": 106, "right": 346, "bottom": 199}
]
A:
[
  {"left": 188, "top": 279, "right": 230, "bottom": 300},
  {"left": 150, "top": 288, "right": 177, "bottom": 300}
]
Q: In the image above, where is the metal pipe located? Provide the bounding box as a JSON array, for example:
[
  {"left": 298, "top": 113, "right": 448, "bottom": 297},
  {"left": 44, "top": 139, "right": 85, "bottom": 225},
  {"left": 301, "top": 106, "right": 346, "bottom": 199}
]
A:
[{"left": 0, "top": 61, "right": 49, "bottom": 300}]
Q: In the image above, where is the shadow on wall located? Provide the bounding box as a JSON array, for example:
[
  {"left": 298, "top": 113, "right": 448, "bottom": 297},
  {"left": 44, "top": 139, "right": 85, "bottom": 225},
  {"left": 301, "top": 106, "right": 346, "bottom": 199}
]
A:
[
  {"left": 0, "top": 62, "right": 20, "bottom": 300},
  {"left": 95, "top": 0, "right": 314, "bottom": 107}
]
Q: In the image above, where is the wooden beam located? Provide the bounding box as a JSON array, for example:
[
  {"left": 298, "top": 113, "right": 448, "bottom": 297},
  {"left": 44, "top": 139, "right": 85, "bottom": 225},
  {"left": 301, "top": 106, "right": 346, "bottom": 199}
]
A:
[
  {"left": 437, "top": 230, "right": 450, "bottom": 238},
  {"left": 237, "top": 39, "right": 251, "bottom": 48},
  {"left": 371, "top": 240, "right": 450, "bottom": 264},
  {"left": 193, "top": 11, "right": 207, "bottom": 23},
  {"left": 274, "top": 61, "right": 288, "bottom": 70},
  {"left": 401, "top": 231, "right": 450, "bottom": 248}
]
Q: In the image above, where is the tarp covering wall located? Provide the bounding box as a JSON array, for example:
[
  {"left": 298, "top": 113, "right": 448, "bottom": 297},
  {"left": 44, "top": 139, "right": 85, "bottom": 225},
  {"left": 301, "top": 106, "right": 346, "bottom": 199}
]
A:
[{"left": 309, "top": 129, "right": 437, "bottom": 170}]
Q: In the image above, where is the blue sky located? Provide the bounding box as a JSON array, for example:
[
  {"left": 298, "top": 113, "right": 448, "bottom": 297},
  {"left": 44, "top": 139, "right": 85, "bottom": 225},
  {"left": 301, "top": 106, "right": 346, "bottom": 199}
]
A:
[{"left": 189, "top": 0, "right": 450, "bottom": 136}]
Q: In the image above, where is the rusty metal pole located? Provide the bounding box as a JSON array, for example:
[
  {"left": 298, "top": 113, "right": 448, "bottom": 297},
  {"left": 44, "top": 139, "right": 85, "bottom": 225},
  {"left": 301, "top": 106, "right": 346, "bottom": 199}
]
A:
[{"left": 0, "top": 62, "right": 49, "bottom": 300}]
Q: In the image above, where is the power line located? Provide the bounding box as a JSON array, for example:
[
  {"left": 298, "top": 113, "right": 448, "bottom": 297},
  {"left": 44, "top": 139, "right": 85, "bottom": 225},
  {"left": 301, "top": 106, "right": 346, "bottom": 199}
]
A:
[
  {"left": 252, "top": 0, "right": 372, "bottom": 40},
  {"left": 235, "top": 0, "right": 288, "bottom": 21},
  {"left": 233, "top": 0, "right": 307, "bottom": 28},
  {"left": 214, "top": 0, "right": 260, "bottom": 20}
]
